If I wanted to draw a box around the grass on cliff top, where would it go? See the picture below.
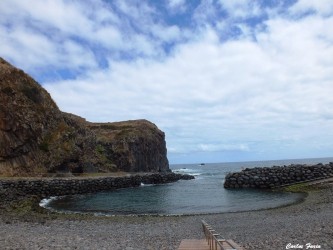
[88,120,159,141]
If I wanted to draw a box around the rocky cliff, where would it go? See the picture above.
[0,57,169,176]
[88,120,169,172]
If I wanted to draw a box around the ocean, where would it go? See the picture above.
[42,157,333,216]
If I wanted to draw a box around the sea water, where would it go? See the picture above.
[42,157,333,215]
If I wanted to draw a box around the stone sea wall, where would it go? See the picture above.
[0,173,194,200]
[224,163,333,189]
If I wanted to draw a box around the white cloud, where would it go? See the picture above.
[0,0,171,71]
[0,23,97,72]
[0,25,56,66]
[168,0,186,8]
[93,26,124,49]
[193,0,217,25]
[217,0,262,19]
[198,143,250,152]
[290,0,333,16]
[1,0,93,35]
[1,0,333,162]
[44,21,333,158]
[151,24,182,43]
[0,0,101,69]
[61,41,97,69]
[166,0,187,13]
[115,0,155,19]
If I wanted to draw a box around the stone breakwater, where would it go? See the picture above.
[224,163,333,189]
[0,173,194,201]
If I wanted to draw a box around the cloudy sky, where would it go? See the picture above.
[1,0,333,164]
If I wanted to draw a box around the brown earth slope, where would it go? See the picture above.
[0,57,169,176]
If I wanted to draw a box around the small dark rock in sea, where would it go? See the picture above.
[180,174,195,180]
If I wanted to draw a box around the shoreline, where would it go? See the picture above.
[1,178,332,249]
[0,172,194,202]
[38,190,307,218]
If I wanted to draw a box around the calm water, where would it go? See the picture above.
[41,157,333,215]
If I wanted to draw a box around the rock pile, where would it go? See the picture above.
[224,163,333,189]
[0,173,194,200]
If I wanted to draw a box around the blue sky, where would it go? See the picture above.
[1,0,333,164]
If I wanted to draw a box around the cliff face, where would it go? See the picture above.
[88,120,169,172]
[0,58,169,176]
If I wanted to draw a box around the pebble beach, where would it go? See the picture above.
[1,182,332,250]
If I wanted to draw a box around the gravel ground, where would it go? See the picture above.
[0,184,332,250]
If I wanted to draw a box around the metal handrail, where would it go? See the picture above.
[201,220,237,250]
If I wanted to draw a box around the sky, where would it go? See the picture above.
[1,0,333,164]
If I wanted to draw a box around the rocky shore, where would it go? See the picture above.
[0,172,194,201]
[1,178,332,250]
[224,162,333,189]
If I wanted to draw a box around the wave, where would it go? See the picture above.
[39,196,58,208]
[140,182,156,187]
[173,168,195,172]
[190,173,201,176]
[173,168,203,177]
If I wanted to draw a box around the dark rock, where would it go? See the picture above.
[224,163,333,189]
[0,173,194,200]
